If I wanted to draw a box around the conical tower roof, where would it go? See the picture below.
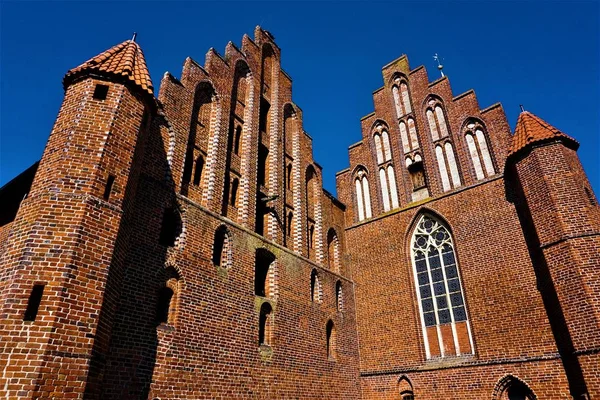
[63,39,154,96]
[509,111,578,157]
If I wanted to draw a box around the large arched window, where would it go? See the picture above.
[354,168,372,221]
[411,214,473,358]
[463,120,496,180]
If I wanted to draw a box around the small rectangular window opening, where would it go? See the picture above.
[93,84,109,100]
[103,175,115,200]
[24,284,45,321]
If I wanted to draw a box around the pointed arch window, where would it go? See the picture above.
[193,155,204,186]
[408,118,419,149]
[354,169,372,221]
[411,214,474,358]
[493,375,537,400]
[378,166,399,211]
[335,281,344,312]
[426,99,450,141]
[392,78,412,118]
[286,211,294,248]
[435,143,461,192]
[326,320,336,360]
[310,269,322,303]
[234,125,242,155]
[155,268,180,327]
[373,123,392,164]
[327,228,341,273]
[258,302,273,346]
[255,249,277,299]
[373,131,392,164]
[399,121,411,154]
[230,178,239,207]
[464,121,495,180]
[182,83,215,194]
[213,225,232,268]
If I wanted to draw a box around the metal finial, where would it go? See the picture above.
[131,32,138,42]
[433,53,445,78]
[520,105,525,112]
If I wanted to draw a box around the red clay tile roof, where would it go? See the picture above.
[509,111,578,157]
[64,39,154,96]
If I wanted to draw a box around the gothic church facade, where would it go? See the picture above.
[0,27,598,399]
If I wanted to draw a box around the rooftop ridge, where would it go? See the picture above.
[64,39,154,96]
[509,111,579,157]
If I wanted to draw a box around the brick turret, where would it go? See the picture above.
[509,111,600,398]
[0,38,154,398]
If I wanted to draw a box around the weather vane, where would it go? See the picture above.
[433,53,445,78]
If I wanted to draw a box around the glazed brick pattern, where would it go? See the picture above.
[0,26,599,400]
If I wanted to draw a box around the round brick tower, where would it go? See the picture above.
[0,38,155,399]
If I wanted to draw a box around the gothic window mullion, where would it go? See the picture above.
[424,244,445,357]
[438,244,460,354]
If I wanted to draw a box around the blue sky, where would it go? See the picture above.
[1,1,598,195]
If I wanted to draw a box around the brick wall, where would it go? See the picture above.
[0,27,598,400]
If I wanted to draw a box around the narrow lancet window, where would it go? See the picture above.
[445,142,461,188]
[311,269,322,303]
[466,133,484,180]
[382,131,392,162]
[408,118,419,150]
[374,134,384,164]
[427,109,439,141]
[435,106,449,138]
[23,284,45,321]
[336,281,344,312]
[327,228,340,273]
[379,168,391,212]
[464,121,495,180]
[355,169,372,221]
[400,82,412,114]
[213,225,232,268]
[393,85,403,118]
[435,146,451,192]
[387,165,399,209]
[258,302,273,346]
[400,121,410,154]
[326,320,336,359]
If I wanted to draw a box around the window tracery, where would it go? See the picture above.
[411,214,473,358]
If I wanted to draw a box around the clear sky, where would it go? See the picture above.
[1,1,598,196]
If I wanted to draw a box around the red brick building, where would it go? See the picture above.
[0,27,598,399]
